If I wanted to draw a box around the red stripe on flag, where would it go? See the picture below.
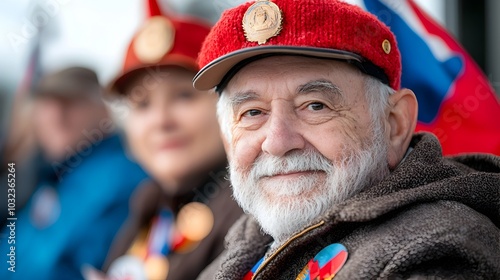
[408,0,500,155]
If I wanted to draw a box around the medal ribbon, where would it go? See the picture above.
[146,208,175,257]
[243,257,264,280]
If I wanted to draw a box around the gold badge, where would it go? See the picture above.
[134,16,175,63]
[382,39,391,54]
[144,255,169,280]
[242,0,283,44]
[176,202,214,242]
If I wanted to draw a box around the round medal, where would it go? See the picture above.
[176,202,214,242]
[126,228,149,259]
[144,254,169,280]
[108,255,147,280]
[296,243,348,280]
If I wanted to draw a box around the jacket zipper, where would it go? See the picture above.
[251,220,325,280]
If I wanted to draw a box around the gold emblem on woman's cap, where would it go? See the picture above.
[243,0,283,44]
[134,16,175,63]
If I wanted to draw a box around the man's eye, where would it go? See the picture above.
[308,102,325,111]
[243,109,262,117]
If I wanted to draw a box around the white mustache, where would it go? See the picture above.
[248,150,334,179]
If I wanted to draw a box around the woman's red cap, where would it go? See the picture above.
[108,0,211,94]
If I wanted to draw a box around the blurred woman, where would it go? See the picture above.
[84,2,243,280]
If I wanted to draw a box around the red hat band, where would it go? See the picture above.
[194,0,402,91]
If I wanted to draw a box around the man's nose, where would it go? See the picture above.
[261,112,305,157]
[46,100,67,124]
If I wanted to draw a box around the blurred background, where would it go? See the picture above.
[1,0,500,132]
[0,1,498,278]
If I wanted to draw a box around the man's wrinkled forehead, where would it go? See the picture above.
[224,55,363,95]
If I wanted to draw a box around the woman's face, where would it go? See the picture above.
[123,67,225,192]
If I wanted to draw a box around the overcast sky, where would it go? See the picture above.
[0,0,443,95]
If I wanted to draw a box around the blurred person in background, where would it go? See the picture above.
[0,92,39,226]
[82,1,243,280]
[0,66,149,280]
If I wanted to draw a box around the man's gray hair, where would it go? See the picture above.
[216,75,394,142]
[364,75,394,130]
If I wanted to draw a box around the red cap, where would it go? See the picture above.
[108,0,211,94]
[193,0,401,91]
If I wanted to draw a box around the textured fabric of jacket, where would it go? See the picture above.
[198,133,500,280]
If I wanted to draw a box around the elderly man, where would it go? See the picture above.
[192,0,500,279]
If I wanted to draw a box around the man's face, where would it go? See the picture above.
[33,94,107,161]
[223,56,391,242]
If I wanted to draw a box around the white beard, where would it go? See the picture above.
[229,122,390,244]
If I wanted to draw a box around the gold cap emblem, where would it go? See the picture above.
[242,0,283,44]
[134,16,175,63]
[382,39,391,54]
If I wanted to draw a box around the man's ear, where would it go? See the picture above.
[386,88,418,168]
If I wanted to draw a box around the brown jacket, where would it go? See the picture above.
[104,169,243,280]
[199,133,500,279]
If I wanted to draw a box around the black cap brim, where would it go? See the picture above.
[193,46,389,92]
